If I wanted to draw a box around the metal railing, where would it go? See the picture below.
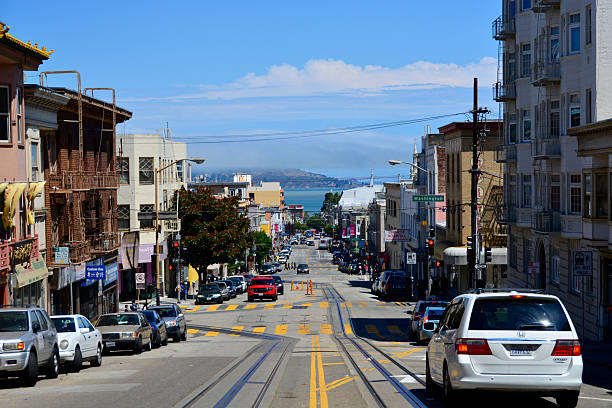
[532,61,561,85]
[496,144,517,163]
[91,232,120,253]
[532,138,561,159]
[493,81,516,101]
[48,171,118,191]
[532,0,560,12]
[496,205,517,224]
[492,16,516,40]
[533,211,561,233]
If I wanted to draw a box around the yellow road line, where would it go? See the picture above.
[187,328,199,334]
[282,303,292,309]
[264,303,275,309]
[345,302,352,308]
[324,376,355,391]
[392,347,425,358]
[310,336,317,408]
[185,305,202,313]
[206,305,220,312]
[253,326,266,334]
[298,324,310,335]
[320,324,332,334]
[205,330,219,337]
[319,302,329,308]
[229,326,243,337]
[316,336,329,408]
[323,362,344,366]
[301,303,312,307]
[344,324,353,335]
[358,302,368,308]
[275,324,288,335]
[225,305,238,311]
[244,304,257,310]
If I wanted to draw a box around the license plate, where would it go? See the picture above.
[258,293,263,296]
[106,342,115,347]
[510,349,532,356]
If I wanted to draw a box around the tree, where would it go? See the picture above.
[324,224,334,236]
[295,222,307,231]
[253,231,272,265]
[176,188,253,284]
[305,215,324,230]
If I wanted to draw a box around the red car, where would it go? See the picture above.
[247,277,278,302]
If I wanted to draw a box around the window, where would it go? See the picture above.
[584,174,592,218]
[35,311,48,331]
[117,157,129,184]
[118,205,130,230]
[522,109,531,141]
[139,157,154,185]
[569,174,582,214]
[16,87,22,143]
[569,93,581,128]
[569,13,581,54]
[586,6,592,45]
[0,86,8,142]
[140,204,154,229]
[551,175,560,211]
[521,43,531,78]
[595,173,608,218]
[468,298,570,331]
[509,174,517,206]
[586,89,592,124]
[551,255,560,284]
[550,100,560,137]
[31,141,39,181]
[176,160,184,182]
[522,174,532,207]
[522,0,531,11]
[550,26,560,62]
[507,52,516,82]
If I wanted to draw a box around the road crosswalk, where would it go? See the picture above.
[180,301,409,313]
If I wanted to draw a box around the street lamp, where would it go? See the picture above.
[154,157,205,305]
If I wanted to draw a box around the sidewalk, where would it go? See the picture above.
[119,296,194,312]
[582,343,612,370]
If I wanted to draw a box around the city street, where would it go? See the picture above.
[1,244,611,408]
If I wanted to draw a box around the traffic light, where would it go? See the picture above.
[435,259,442,268]
[427,239,435,256]
[466,235,475,266]
[428,226,435,239]
[485,246,492,263]
[248,255,254,262]
[173,241,179,248]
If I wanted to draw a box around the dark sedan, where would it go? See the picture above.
[141,310,168,348]
[219,280,237,298]
[271,275,284,295]
[297,264,310,274]
[196,284,224,304]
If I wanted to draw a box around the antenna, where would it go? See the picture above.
[370,169,374,187]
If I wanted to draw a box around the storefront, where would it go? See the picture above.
[102,262,118,314]
[13,257,50,308]
[118,241,166,301]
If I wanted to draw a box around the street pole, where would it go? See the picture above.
[155,168,160,306]
[177,234,182,302]
[470,78,478,289]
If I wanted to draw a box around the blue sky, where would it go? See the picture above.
[4,0,501,179]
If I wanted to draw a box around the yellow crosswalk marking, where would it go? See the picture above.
[275,324,288,335]
[205,330,219,337]
[319,302,329,308]
[392,347,425,358]
[301,303,312,307]
[179,305,188,309]
[298,324,310,334]
[187,328,199,334]
[185,305,202,313]
[264,303,275,309]
[253,326,266,334]
[245,304,257,310]
[345,302,352,308]
[206,305,220,312]
[225,305,238,311]
[229,326,243,336]
[344,324,353,335]
[282,303,292,309]
[320,324,332,334]
[358,302,368,308]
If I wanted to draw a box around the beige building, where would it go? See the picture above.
[248,181,284,208]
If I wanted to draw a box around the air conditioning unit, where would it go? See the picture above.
[103,240,110,251]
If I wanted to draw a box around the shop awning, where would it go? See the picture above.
[15,257,50,288]
[443,247,507,266]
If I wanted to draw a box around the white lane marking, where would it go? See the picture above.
[391,375,417,383]
[579,396,612,402]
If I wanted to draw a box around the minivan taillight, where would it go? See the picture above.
[455,338,492,355]
[551,340,581,356]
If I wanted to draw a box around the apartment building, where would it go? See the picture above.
[493,0,611,341]
[116,133,187,301]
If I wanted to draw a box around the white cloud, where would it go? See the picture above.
[122,57,497,102]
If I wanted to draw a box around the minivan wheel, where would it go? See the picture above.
[46,348,59,379]
[443,364,455,402]
[556,391,579,408]
[21,351,38,387]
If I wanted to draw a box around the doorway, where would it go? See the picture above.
[537,243,547,290]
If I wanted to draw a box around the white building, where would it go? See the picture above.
[116,133,187,300]
[494,0,612,341]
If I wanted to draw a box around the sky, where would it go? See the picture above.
[3,1,501,180]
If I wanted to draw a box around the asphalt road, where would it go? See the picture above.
[1,243,611,407]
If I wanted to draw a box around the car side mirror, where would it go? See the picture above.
[406,310,413,315]
[79,327,89,334]
[178,313,184,318]
[32,322,41,333]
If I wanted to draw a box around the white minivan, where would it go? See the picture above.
[426,289,582,408]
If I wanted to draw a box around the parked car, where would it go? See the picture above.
[272,262,281,273]
[297,263,310,274]
[278,256,288,265]
[141,310,168,348]
[216,281,231,301]
[145,304,187,342]
[242,274,255,286]
[416,306,446,345]
[96,312,153,354]
[409,300,449,339]
[260,264,274,275]
[426,290,583,407]
[380,275,412,300]
[271,275,284,295]
[0,307,60,386]
[228,277,246,294]
[220,279,237,298]
[51,314,102,371]
[196,284,224,304]
[371,277,381,295]
[338,261,348,273]
[247,276,278,301]
[307,240,315,246]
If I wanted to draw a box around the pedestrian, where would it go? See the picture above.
[130,299,138,311]
[123,304,129,312]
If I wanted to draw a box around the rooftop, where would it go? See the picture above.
[0,23,53,60]
[338,185,384,208]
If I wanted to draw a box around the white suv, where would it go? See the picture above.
[425,289,582,408]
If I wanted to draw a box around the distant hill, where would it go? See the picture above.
[197,169,365,189]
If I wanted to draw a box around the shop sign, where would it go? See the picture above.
[12,238,35,266]
[342,228,348,238]
[384,230,409,242]
[86,265,106,280]
[120,231,140,269]
[572,251,593,276]
[54,246,70,265]
[74,263,86,281]
[103,262,118,286]
[350,224,356,236]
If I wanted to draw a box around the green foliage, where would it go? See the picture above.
[295,222,307,231]
[324,224,334,236]
[305,215,324,230]
[176,188,253,282]
[253,231,272,264]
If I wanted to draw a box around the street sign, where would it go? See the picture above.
[412,195,444,202]
[54,247,70,265]
[527,261,540,275]
[136,282,146,290]
[135,272,145,284]
[85,265,106,280]
[384,230,409,242]
[406,252,416,265]
[573,251,593,276]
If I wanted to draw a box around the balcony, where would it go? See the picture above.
[496,144,517,163]
[493,82,516,102]
[91,232,120,254]
[492,16,516,40]
[48,171,118,192]
[165,219,181,232]
[0,235,40,273]
[532,62,561,86]
[496,205,516,225]
[532,138,561,160]
[533,211,561,233]
[532,0,560,13]
[560,215,582,239]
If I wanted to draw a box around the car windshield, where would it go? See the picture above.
[97,314,140,326]
[425,308,445,320]
[468,298,571,331]
[252,278,274,285]
[272,276,282,283]
[221,281,234,288]
[0,311,29,332]
[51,317,76,332]
[217,282,227,290]
[149,307,177,318]
[200,284,220,293]
[141,311,158,323]
[418,301,447,314]
[298,264,308,268]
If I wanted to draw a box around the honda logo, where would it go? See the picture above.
[517,331,525,338]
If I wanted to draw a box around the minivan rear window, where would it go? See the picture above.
[468,298,571,331]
